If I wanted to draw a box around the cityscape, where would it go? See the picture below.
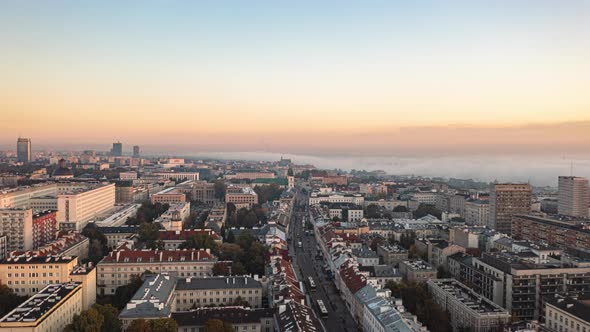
[2,1,590,332]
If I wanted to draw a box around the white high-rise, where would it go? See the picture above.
[558,176,589,217]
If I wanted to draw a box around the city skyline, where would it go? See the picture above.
[2,1,590,152]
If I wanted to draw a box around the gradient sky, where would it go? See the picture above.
[1,1,589,153]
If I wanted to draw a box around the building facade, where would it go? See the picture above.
[558,176,590,217]
[490,184,532,234]
[0,208,33,251]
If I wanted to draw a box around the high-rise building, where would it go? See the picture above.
[489,183,532,234]
[558,176,589,217]
[132,145,140,157]
[111,142,123,156]
[16,137,31,163]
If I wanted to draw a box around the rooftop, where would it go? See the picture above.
[172,307,274,327]
[0,282,82,324]
[119,273,176,319]
[176,276,262,290]
[429,279,511,316]
[545,293,590,322]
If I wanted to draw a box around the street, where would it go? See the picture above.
[288,187,357,331]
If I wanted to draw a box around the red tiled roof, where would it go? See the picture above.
[340,264,367,294]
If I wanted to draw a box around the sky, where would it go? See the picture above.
[1,1,590,156]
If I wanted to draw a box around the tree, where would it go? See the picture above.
[126,319,151,332]
[93,304,122,332]
[151,318,178,332]
[82,223,108,264]
[226,230,236,243]
[253,183,283,204]
[332,216,340,222]
[413,203,442,219]
[179,233,218,253]
[212,262,229,276]
[370,237,383,252]
[0,285,27,318]
[205,319,234,332]
[138,222,160,249]
[214,180,226,200]
[366,204,380,218]
[113,274,143,309]
[64,307,104,332]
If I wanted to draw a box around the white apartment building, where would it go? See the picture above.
[57,183,116,231]
[0,184,58,209]
[308,193,365,206]
[464,200,490,226]
[0,208,33,251]
[411,192,438,205]
[545,294,590,332]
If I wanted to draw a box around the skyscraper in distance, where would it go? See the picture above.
[489,183,532,234]
[558,176,589,217]
[133,145,140,157]
[111,142,123,156]
[16,137,31,163]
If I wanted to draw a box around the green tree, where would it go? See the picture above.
[82,223,108,265]
[151,318,178,332]
[179,233,218,253]
[64,307,104,332]
[113,274,143,309]
[126,319,151,332]
[226,230,236,243]
[212,262,229,276]
[93,304,122,332]
[0,285,27,318]
[413,203,442,219]
[205,319,234,332]
[138,222,160,249]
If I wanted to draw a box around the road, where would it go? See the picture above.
[288,187,358,331]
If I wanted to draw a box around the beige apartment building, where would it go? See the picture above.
[558,176,590,217]
[399,260,437,283]
[0,208,33,251]
[225,187,258,209]
[96,248,217,295]
[544,294,590,332]
[57,183,116,231]
[490,183,532,234]
[0,282,83,332]
[0,255,96,303]
[174,276,263,310]
[150,187,186,205]
[193,181,216,205]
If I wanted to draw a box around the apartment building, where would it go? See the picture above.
[0,255,96,299]
[96,248,217,294]
[57,183,116,231]
[0,208,33,251]
[411,192,438,205]
[0,183,58,209]
[156,202,190,231]
[225,187,258,209]
[511,214,590,251]
[558,176,590,217]
[376,244,408,266]
[544,294,590,332]
[98,225,138,249]
[32,210,57,249]
[29,196,58,212]
[152,172,199,181]
[172,307,275,332]
[175,276,263,310]
[225,171,275,180]
[0,282,83,332]
[118,273,177,328]
[192,181,216,205]
[150,187,186,205]
[399,260,437,283]
[465,200,490,226]
[453,251,590,322]
[490,183,532,234]
[428,279,511,332]
[308,192,365,206]
[158,229,222,250]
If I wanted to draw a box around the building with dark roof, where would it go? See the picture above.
[0,282,83,332]
[545,293,590,332]
[175,276,263,310]
[172,307,274,332]
[275,301,322,332]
